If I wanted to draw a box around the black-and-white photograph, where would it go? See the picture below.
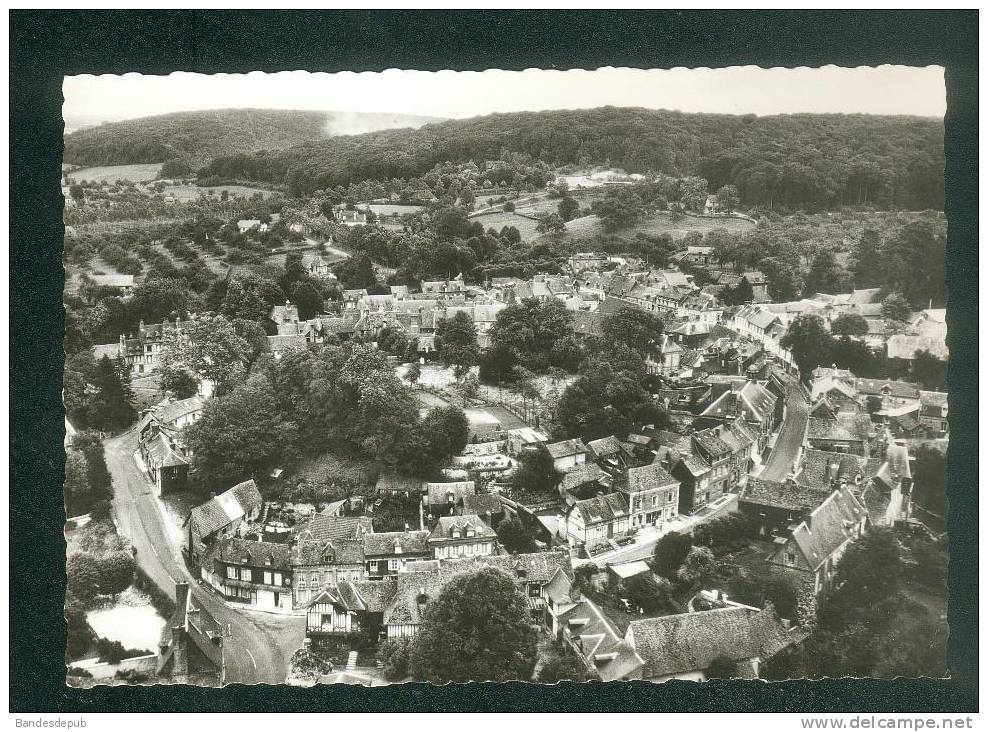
[59,63,949,689]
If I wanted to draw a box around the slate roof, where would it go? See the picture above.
[787,487,868,571]
[560,599,644,682]
[628,606,794,679]
[741,479,830,513]
[429,514,496,541]
[205,537,292,571]
[292,515,374,543]
[677,454,712,478]
[691,428,733,459]
[267,334,307,351]
[807,418,861,443]
[545,438,588,460]
[572,492,629,525]
[452,550,572,585]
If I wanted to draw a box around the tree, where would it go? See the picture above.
[910,349,947,390]
[435,311,480,369]
[88,356,136,431]
[98,551,137,595]
[64,450,92,515]
[537,640,590,683]
[221,272,286,322]
[881,292,912,324]
[780,314,835,382]
[377,326,409,359]
[804,250,842,296]
[653,531,693,580]
[377,637,413,681]
[184,374,299,488]
[535,213,565,234]
[497,515,538,554]
[600,307,665,355]
[164,314,254,389]
[715,184,739,213]
[557,196,580,222]
[679,176,709,212]
[160,366,199,399]
[290,280,325,321]
[591,188,645,231]
[623,573,677,615]
[69,184,85,202]
[851,229,884,288]
[408,567,539,683]
[830,313,869,337]
[66,553,102,601]
[720,276,754,306]
[911,445,947,520]
[405,361,422,387]
[677,545,716,586]
[487,299,574,376]
[503,200,515,213]
[510,448,562,497]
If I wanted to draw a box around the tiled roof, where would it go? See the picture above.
[451,550,572,585]
[741,479,829,513]
[461,493,504,517]
[677,454,711,478]
[545,438,588,460]
[188,479,262,543]
[807,418,860,442]
[292,515,374,543]
[701,381,777,425]
[855,378,922,400]
[292,538,365,566]
[624,463,678,494]
[797,449,882,491]
[691,428,733,459]
[152,395,205,425]
[628,606,794,679]
[561,463,609,493]
[587,435,623,458]
[362,530,431,558]
[424,481,476,506]
[573,492,629,525]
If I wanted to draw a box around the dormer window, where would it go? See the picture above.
[451,528,461,539]
[466,526,476,538]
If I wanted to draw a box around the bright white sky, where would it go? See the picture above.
[63,65,946,131]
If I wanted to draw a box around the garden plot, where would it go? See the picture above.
[85,587,166,652]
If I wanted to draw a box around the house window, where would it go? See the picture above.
[389,559,401,571]
[298,576,307,590]
[264,571,273,585]
[273,572,282,585]
[226,566,236,579]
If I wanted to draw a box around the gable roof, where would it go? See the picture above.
[741,478,830,513]
[429,514,496,541]
[461,492,505,517]
[701,381,777,425]
[628,606,794,679]
[623,463,678,494]
[151,395,205,425]
[572,492,629,526]
[586,435,623,459]
[424,481,476,506]
[292,514,374,543]
[187,479,262,542]
[797,449,883,491]
[560,598,644,682]
[292,537,365,567]
[362,530,431,558]
[545,438,588,460]
[204,537,292,571]
[855,378,922,400]
[560,463,610,493]
[786,487,868,571]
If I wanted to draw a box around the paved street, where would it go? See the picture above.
[759,375,810,482]
[105,428,304,684]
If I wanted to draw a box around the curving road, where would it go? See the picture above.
[105,427,304,684]
[759,374,810,482]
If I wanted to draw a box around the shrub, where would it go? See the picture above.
[96,638,151,664]
[97,551,137,595]
[377,638,412,681]
[653,531,693,580]
[66,666,93,679]
[133,566,177,617]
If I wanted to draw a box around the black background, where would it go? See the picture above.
[9,10,978,713]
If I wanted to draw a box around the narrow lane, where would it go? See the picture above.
[759,376,810,482]
[104,428,303,684]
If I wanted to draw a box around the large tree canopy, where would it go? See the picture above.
[408,567,539,683]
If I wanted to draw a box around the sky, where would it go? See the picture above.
[63,65,946,132]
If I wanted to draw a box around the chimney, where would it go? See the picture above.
[171,625,189,676]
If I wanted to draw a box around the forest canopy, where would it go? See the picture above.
[65,106,947,211]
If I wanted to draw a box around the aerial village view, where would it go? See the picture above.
[61,68,949,687]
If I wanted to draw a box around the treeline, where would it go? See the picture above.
[63,109,333,168]
[196,107,944,211]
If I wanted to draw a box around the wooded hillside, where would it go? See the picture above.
[201,107,944,211]
[62,108,439,169]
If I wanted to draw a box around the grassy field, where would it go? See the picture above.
[68,163,163,184]
[470,210,542,242]
[165,183,277,202]
[547,210,757,243]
